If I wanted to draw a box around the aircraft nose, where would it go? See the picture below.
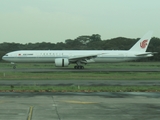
[2,56,7,61]
[2,56,5,60]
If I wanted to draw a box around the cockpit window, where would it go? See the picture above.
[5,54,8,56]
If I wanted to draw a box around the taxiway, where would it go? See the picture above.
[0,92,160,120]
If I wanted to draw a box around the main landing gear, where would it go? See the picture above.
[74,61,86,69]
[74,65,84,69]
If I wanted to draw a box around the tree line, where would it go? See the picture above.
[0,34,160,61]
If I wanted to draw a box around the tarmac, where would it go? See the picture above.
[1,67,160,72]
[0,92,160,120]
[0,80,160,86]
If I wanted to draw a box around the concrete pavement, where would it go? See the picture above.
[0,92,160,120]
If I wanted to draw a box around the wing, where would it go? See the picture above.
[69,53,105,63]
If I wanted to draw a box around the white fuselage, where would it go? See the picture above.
[2,50,148,63]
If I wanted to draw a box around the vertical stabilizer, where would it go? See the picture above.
[129,31,153,52]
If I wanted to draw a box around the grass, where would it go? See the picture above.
[0,86,160,92]
[0,72,160,80]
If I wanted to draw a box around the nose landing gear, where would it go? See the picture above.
[13,65,16,69]
[11,62,16,69]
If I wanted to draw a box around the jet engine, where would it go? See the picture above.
[55,58,69,67]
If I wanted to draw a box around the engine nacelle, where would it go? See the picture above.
[55,58,69,67]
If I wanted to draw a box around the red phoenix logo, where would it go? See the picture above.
[140,40,148,49]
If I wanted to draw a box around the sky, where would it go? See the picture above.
[0,0,160,44]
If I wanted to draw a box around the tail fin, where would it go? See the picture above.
[129,31,153,52]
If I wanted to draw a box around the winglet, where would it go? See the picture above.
[129,31,153,52]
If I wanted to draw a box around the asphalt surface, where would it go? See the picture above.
[0,92,160,120]
[0,80,160,86]
[1,68,160,72]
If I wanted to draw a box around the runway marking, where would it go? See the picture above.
[61,100,98,104]
[0,100,8,104]
[27,106,33,120]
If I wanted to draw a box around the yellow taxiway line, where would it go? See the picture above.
[28,106,33,120]
[61,100,98,104]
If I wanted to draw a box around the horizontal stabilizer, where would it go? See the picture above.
[136,52,158,56]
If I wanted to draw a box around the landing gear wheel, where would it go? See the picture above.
[74,65,84,69]
[80,66,84,69]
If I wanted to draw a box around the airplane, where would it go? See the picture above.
[2,31,156,69]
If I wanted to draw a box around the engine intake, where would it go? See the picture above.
[55,58,69,67]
